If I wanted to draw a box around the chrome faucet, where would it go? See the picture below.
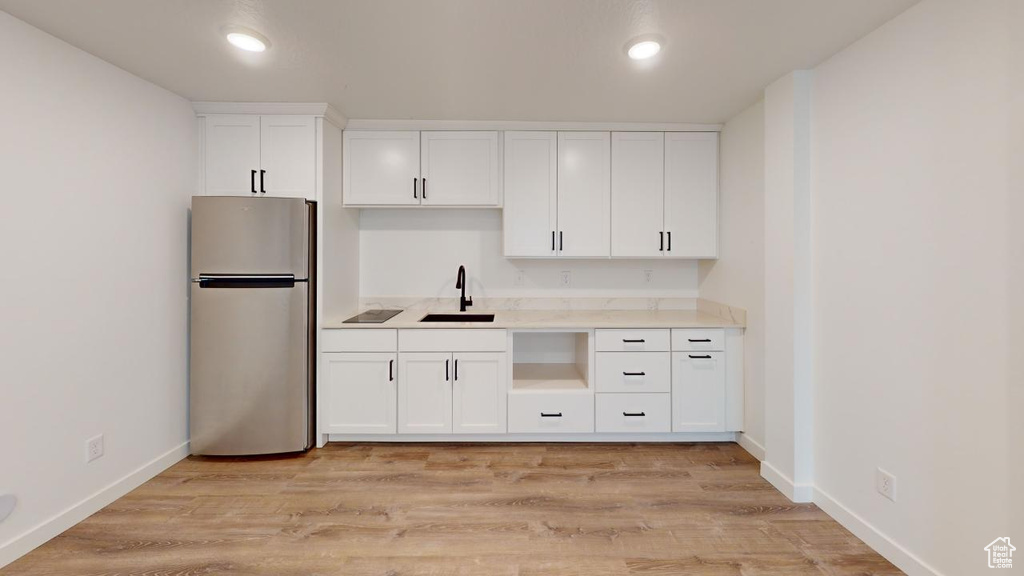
[456,265,473,312]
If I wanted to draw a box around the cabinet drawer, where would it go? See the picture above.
[508,392,594,433]
[596,393,671,433]
[322,329,397,352]
[671,329,724,351]
[399,329,507,352]
[595,329,670,352]
[595,352,670,393]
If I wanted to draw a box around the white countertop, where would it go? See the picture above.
[323,307,744,329]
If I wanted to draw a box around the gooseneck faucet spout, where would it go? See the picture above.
[456,265,473,312]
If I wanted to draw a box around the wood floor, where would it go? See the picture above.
[2,443,901,575]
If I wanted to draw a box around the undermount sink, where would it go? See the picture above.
[419,313,495,323]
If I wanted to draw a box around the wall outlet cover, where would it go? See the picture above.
[876,468,896,502]
[87,434,104,463]
[0,494,15,523]
[643,269,654,284]
[559,270,572,288]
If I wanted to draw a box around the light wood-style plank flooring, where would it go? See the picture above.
[2,443,901,575]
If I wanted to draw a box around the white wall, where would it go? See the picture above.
[359,209,699,298]
[0,11,196,567]
[699,100,766,456]
[809,0,1011,574]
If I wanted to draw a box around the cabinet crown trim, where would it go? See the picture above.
[345,119,721,132]
[192,102,346,128]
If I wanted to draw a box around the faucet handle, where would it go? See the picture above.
[465,296,473,308]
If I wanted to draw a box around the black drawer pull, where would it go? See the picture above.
[688,338,712,343]
[422,178,427,199]
[446,359,449,381]
[413,177,418,199]
[623,412,646,417]
[622,339,645,343]
[551,231,555,251]
[389,359,394,381]
[540,412,562,418]
[623,371,646,376]
[659,231,664,251]
[689,355,712,359]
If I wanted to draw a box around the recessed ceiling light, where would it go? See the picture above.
[223,26,270,52]
[625,35,663,60]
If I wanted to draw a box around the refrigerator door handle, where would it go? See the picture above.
[196,274,297,288]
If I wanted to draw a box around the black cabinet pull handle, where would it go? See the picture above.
[689,354,712,359]
[422,178,427,199]
[559,231,563,251]
[540,412,562,418]
[413,177,418,199]
[688,338,712,343]
[259,169,266,194]
[623,412,646,417]
[623,371,646,376]
[551,231,555,251]
[454,359,459,381]
[659,231,664,251]
[389,359,394,381]
[622,338,645,343]
[251,170,257,194]
[667,231,671,251]
[446,359,449,381]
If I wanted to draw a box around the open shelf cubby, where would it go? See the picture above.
[511,331,591,391]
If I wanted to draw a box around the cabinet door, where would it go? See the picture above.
[665,132,719,258]
[323,353,396,434]
[671,351,726,432]
[452,353,507,434]
[420,131,499,206]
[557,132,610,257]
[343,130,420,206]
[503,131,557,257]
[259,115,316,199]
[398,353,452,434]
[611,132,665,257]
[204,115,261,196]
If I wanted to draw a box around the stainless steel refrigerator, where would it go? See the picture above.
[189,196,316,456]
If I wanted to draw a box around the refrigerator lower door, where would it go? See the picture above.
[190,281,311,455]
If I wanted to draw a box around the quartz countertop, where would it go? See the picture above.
[323,307,744,329]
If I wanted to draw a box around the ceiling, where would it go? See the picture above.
[0,0,919,123]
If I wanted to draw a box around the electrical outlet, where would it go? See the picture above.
[643,269,654,284]
[876,468,896,501]
[559,270,572,288]
[86,434,104,463]
[514,270,526,287]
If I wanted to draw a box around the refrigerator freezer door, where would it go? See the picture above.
[190,282,310,455]
[191,196,309,279]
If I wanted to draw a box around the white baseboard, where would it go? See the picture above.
[0,441,190,569]
[813,487,943,576]
[327,432,738,443]
[736,433,765,460]
[760,460,813,502]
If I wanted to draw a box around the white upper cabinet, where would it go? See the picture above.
[502,131,558,257]
[665,132,719,258]
[343,130,499,207]
[420,131,500,206]
[342,131,420,206]
[557,132,610,257]
[202,114,316,200]
[203,115,261,197]
[611,132,665,258]
[259,116,316,199]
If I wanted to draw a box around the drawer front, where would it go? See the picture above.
[671,329,724,351]
[596,393,671,433]
[508,393,594,433]
[322,329,397,352]
[595,352,670,393]
[399,329,507,352]
[595,329,670,352]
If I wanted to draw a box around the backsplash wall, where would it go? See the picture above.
[359,209,699,298]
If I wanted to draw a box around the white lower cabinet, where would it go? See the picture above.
[323,352,397,434]
[671,351,726,432]
[452,353,507,434]
[596,393,671,433]
[595,352,671,393]
[508,392,594,433]
[398,353,453,434]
